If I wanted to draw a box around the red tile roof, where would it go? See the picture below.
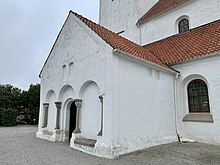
[144,19,220,65]
[137,0,190,25]
[40,11,220,77]
[70,11,168,68]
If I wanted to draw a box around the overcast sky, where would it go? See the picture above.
[0,0,99,90]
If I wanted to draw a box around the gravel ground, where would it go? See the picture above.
[0,126,220,165]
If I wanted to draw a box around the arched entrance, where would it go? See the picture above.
[68,101,77,142]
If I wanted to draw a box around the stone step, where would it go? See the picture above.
[74,138,97,148]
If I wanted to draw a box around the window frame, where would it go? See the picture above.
[178,19,189,33]
[187,79,210,113]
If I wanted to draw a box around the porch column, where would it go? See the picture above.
[97,96,103,136]
[73,99,82,134]
[42,103,49,128]
[55,102,62,130]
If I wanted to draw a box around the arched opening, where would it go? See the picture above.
[79,81,100,140]
[68,101,77,142]
[187,79,210,113]
[45,90,56,131]
[59,85,75,101]
[178,19,189,33]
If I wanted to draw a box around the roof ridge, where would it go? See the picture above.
[137,1,161,25]
[144,18,220,65]
[70,10,143,48]
[137,0,191,25]
[70,10,169,68]
[143,18,220,47]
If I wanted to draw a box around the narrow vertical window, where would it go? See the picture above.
[155,70,160,79]
[187,79,210,113]
[63,65,66,80]
[69,62,73,77]
[147,68,153,77]
[178,19,189,33]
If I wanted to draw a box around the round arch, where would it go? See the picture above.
[45,89,55,102]
[78,80,100,98]
[182,74,209,89]
[78,80,101,140]
[58,85,76,101]
[44,89,56,131]
[175,15,190,33]
[61,98,77,142]
[182,74,211,113]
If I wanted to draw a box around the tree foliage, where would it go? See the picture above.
[1,108,18,126]
[0,84,40,126]
[0,84,22,110]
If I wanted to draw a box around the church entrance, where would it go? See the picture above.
[69,101,77,141]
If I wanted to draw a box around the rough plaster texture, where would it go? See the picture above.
[37,0,220,159]
[173,55,220,145]
[99,0,159,43]
[37,11,178,158]
[140,0,220,44]
[80,82,100,139]
[37,12,115,155]
[100,0,220,45]
[112,54,177,155]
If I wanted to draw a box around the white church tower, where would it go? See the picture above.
[99,0,159,43]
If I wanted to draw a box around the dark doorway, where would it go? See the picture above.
[69,101,77,141]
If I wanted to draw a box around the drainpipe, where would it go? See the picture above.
[173,72,181,142]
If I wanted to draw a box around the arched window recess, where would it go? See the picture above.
[187,79,210,113]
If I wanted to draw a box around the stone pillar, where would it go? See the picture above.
[73,99,82,134]
[42,103,49,128]
[98,96,104,136]
[55,102,62,130]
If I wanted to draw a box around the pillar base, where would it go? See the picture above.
[73,128,81,134]
[97,130,103,136]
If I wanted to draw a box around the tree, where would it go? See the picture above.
[0,83,40,126]
[1,108,18,126]
[0,84,22,110]
[26,84,40,124]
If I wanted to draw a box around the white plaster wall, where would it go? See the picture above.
[37,12,115,145]
[99,0,158,44]
[43,90,56,132]
[140,0,220,44]
[173,54,220,144]
[80,82,101,140]
[111,54,177,155]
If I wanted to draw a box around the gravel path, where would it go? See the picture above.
[0,126,220,165]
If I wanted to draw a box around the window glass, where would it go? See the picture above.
[187,79,210,113]
[179,19,189,33]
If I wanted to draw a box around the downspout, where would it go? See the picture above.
[173,72,181,142]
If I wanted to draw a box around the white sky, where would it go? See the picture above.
[0,0,99,90]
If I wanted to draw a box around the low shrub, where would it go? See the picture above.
[1,108,18,126]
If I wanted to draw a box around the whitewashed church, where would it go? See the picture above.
[37,0,220,159]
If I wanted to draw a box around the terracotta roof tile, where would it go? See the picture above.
[70,11,168,68]
[137,0,190,25]
[144,20,220,65]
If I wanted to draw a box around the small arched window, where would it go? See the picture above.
[178,19,189,33]
[187,79,210,113]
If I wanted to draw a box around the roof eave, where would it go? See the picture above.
[137,0,193,26]
[169,51,220,66]
[113,49,178,74]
